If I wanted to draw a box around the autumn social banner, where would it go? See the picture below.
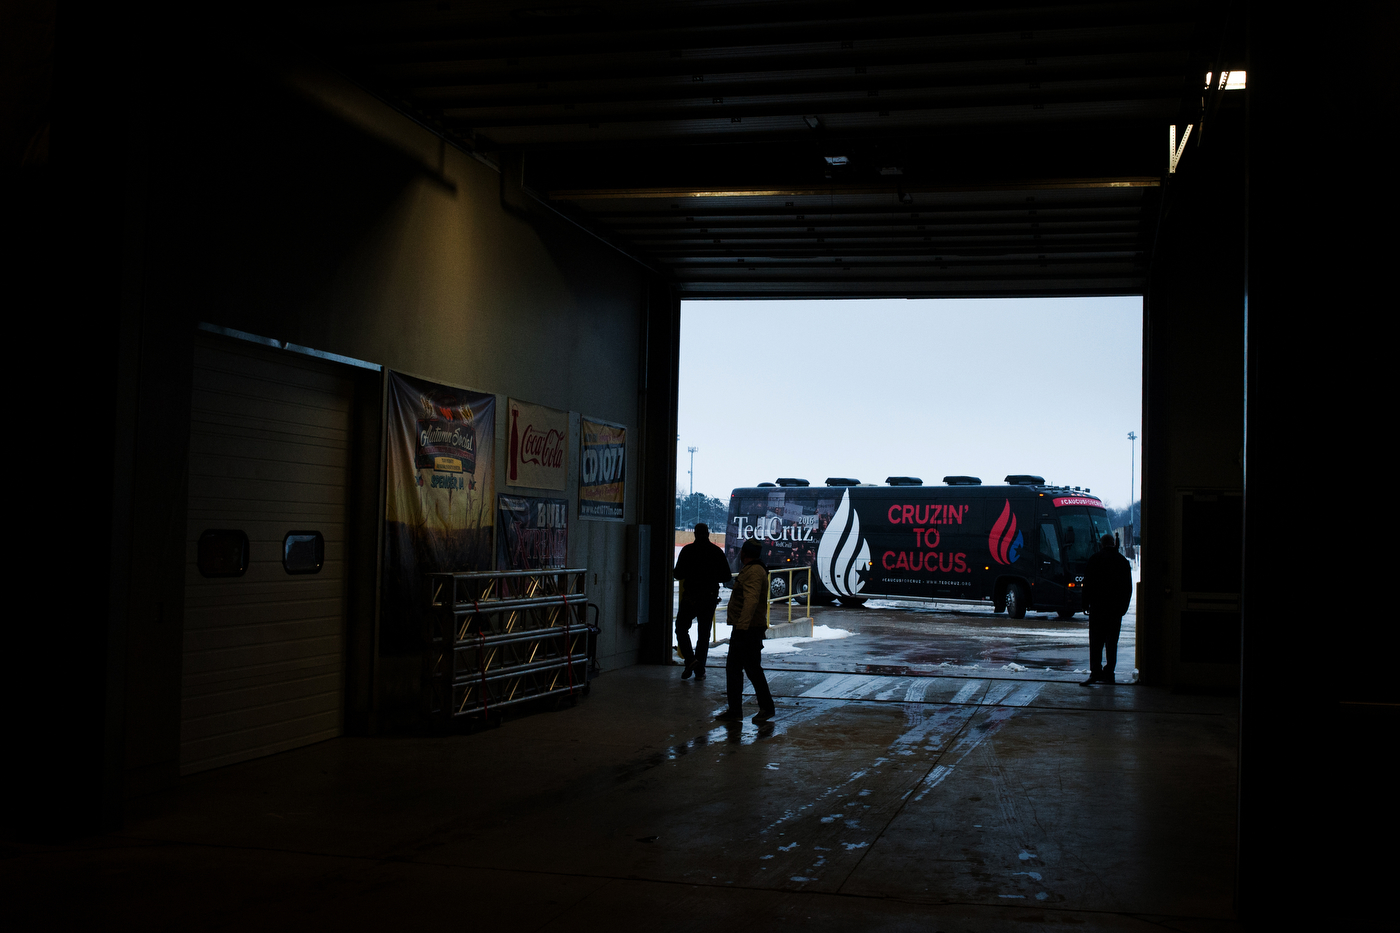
[507,398,568,490]
[382,371,495,651]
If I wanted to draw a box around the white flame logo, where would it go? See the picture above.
[817,491,870,597]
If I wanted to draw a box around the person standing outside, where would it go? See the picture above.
[1082,533,1134,685]
[673,523,732,680]
[718,540,776,723]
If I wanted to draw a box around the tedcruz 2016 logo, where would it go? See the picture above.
[732,515,815,542]
[989,500,1024,565]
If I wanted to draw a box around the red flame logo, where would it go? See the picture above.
[989,500,1019,565]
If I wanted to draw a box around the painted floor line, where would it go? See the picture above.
[910,682,1045,803]
[892,703,979,748]
[797,673,886,700]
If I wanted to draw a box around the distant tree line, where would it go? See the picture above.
[1106,500,1142,541]
[675,490,729,530]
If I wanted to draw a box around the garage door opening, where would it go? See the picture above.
[674,297,1142,683]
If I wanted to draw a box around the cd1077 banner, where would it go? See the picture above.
[579,417,625,521]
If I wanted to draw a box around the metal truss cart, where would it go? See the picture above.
[426,568,595,722]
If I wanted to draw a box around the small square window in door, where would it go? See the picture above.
[282,531,324,575]
[198,529,249,578]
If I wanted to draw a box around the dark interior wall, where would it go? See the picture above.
[9,14,670,834]
[1139,103,1247,689]
[8,0,132,838]
[638,282,682,663]
[135,56,659,751]
[1240,4,1396,925]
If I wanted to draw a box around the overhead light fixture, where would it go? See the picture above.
[802,115,823,129]
[824,155,849,166]
[1205,70,1247,90]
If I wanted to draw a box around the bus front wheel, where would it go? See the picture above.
[1004,583,1027,619]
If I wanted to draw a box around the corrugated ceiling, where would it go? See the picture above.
[298,0,1239,297]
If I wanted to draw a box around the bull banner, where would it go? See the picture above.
[579,417,626,521]
[383,371,495,650]
[496,495,568,570]
[507,398,567,490]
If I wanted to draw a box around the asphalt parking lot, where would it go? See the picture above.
[678,582,1138,684]
[768,601,1135,683]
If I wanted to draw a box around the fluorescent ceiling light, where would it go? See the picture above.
[1205,70,1247,90]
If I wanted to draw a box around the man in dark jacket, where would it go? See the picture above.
[1082,534,1134,686]
[673,523,733,680]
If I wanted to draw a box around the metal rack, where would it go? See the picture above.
[425,568,593,720]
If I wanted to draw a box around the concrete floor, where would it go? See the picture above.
[7,660,1239,932]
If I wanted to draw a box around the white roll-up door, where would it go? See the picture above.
[181,336,357,775]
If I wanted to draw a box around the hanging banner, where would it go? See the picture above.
[382,371,495,650]
[496,495,568,571]
[507,398,568,490]
[579,417,626,521]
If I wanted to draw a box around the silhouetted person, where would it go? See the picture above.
[673,523,732,680]
[718,539,776,724]
[1082,533,1134,685]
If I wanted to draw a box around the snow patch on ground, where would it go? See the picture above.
[696,622,854,657]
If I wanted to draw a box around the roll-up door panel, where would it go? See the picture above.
[181,338,355,775]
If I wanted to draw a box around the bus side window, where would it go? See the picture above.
[738,498,765,520]
[1039,523,1062,566]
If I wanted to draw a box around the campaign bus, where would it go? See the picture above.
[722,475,1117,619]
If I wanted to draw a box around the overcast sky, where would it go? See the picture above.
[676,297,1142,511]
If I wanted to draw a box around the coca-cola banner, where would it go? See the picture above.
[496,495,568,571]
[382,371,495,650]
[579,417,626,521]
[507,398,568,490]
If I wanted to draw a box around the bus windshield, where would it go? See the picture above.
[1088,509,1115,546]
[1060,511,1095,564]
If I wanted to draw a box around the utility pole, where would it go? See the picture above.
[1127,431,1137,539]
[686,446,698,528]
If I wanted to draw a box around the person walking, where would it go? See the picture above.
[717,539,776,723]
[1081,533,1134,685]
[672,523,733,680]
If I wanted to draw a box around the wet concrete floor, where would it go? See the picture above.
[7,659,1238,931]
[693,592,1136,684]
[758,601,1134,683]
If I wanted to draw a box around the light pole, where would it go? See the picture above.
[687,446,698,528]
[1127,431,1137,540]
